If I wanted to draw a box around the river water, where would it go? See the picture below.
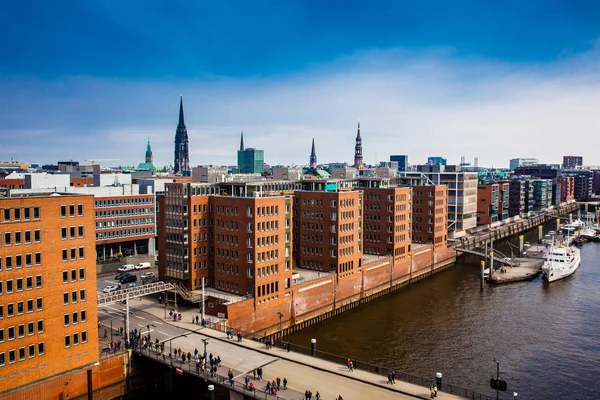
[286,226,600,400]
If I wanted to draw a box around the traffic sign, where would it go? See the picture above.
[175,367,183,375]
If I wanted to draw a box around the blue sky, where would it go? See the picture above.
[1,1,600,168]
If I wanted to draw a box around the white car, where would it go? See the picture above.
[117,264,135,272]
[103,285,121,293]
[141,272,155,279]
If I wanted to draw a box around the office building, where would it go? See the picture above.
[508,179,527,217]
[390,155,408,172]
[563,155,583,170]
[0,193,98,391]
[555,176,575,203]
[563,170,593,201]
[531,179,552,211]
[411,186,448,246]
[237,132,265,175]
[514,165,558,179]
[477,183,500,225]
[427,157,447,166]
[509,158,539,171]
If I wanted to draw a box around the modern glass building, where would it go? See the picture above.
[237,148,265,174]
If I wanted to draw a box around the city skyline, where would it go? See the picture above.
[2,2,600,167]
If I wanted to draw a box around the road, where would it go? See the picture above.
[97,266,159,293]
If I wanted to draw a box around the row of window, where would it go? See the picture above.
[62,226,85,240]
[63,290,87,304]
[95,198,153,208]
[0,298,43,318]
[96,227,154,240]
[0,276,43,295]
[0,320,45,342]
[64,310,88,326]
[63,268,86,283]
[0,230,41,247]
[61,204,84,218]
[1,207,41,223]
[0,253,43,270]
[62,247,85,262]
[96,218,153,229]
[95,208,153,218]
[0,342,45,367]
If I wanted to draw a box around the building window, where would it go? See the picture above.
[18,324,24,338]
[25,254,32,267]
[8,327,14,340]
[37,320,44,333]
[28,344,35,358]
[36,298,43,311]
[81,310,87,322]
[25,231,31,243]
[70,226,76,239]
[15,255,22,268]
[73,332,79,345]
[36,275,42,288]
[38,342,45,355]
[27,322,34,335]
[17,302,24,315]
[65,335,71,348]
[7,280,12,294]
[19,347,26,361]
[70,248,76,260]
[62,227,67,239]
[34,230,41,242]
[77,204,83,216]
[9,350,15,364]
[64,314,70,326]
[82,331,87,343]
[16,278,23,292]
[33,207,40,220]
[0,305,3,319]
[27,299,33,312]
[62,249,68,262]
[80,289,86,302]
[78,226,84,237]
[72,311,78,324]
[63,271,68,283]
[79,247,84,259]
[71,291,77,303]
[0,352,4,366]
[71,269,77,282]
[35,253,41,265]
[63,293,69,304]
[14,208,21,220]
[69,204,75,217]
[0,329,3,342]
[61,205,67,217]
[7,303,14,317]
[4,232,11,246]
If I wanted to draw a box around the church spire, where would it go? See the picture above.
[310,138,317,168]
[178,95,185,127]
[353,120,364,170]
[240,130,245,151]
[145,137,153,163]
[174,96,190,175]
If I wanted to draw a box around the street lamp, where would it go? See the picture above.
[513,392,518,400]
[494,358,500,400]
[277,312,283,349]
[201,338,209,358]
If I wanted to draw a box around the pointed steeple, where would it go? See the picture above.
[240,130,245,151]
[178,95,185,127]
[310,138,317,168]
[353,120,364,170]
[145,137,153,163]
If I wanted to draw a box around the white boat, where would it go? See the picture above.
[580,228,596,239]
[541,244,581,283]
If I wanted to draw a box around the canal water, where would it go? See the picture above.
[287,226,600,400]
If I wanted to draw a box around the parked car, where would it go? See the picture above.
[141,272,155,280]
[115,272,133,280]
[117,264,135,272]
[120,275,137,284]
[134,262,152,270]
[103,285,121,293]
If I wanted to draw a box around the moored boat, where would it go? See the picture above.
[541,244,581,283]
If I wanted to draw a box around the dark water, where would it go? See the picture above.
[287,227,600,400]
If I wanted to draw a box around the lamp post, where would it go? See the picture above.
[277,312,283,349]
[513,392,518,400]
[201,338,209,358]
[495,358,500,400]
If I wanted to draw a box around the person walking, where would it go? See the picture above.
[349,361,354,372]
[430,386,435,399]
[315,391,321,400]
[283,377,287,390]
[265,381,271,393]
[276,377,281,390]
[257,367,263,381]
[253,368,256,380]
[391,371,396,384]
[434,384,438,397]
[387,372,393,384]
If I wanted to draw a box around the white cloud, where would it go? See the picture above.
[1,46,600,169]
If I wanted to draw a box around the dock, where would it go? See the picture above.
[487,257,544,284]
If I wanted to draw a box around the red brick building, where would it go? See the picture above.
[0,193,98,392]
[556,176,575,203]
[412,185,448,246]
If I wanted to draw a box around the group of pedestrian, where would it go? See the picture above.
[429,384,438,398]
[303,390,323,399]
[265,337,275,349]
[253,367,263,381]
[168,310,182,322]
[191,315,207,326]
[387,371,396,384]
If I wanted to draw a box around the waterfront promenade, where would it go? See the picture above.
[100,297,468,399]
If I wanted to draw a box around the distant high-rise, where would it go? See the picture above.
[390,155,408,172]
[309,138,317,168]
[509,158,538,171]
[353,121,364,170]
[428,156,447,166]
[237,132,265,174]
[174,96,190,175]
[563,155,583,170]
[145,137,153,163]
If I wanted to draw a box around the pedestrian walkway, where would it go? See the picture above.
[126,297,467,399]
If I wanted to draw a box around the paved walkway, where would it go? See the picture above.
[125,297,466,399]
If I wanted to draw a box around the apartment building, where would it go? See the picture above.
[362,187,412,259]
[411,185,447,247]
[0,193,98,392]
[293,191,362,277]
[508,180,527,217]
[477,183,500,225]
[563,155,583,170]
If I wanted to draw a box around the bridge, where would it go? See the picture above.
[454,248,515,266]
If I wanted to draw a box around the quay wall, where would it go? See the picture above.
[1,351,128,400]
[225,244,456,337]
[457,202,580,251]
